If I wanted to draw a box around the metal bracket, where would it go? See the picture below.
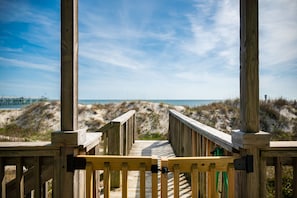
[161,167,169,174]
[151,165,158,173]
[67,155,86,172]
[234,155,253,173]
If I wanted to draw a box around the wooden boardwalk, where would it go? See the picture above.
[109,140,192,197]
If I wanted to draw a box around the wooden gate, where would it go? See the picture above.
[75,155,235,198]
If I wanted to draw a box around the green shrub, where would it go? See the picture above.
[138,132,167,140]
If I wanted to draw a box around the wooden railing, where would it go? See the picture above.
[100,110,136,156]
[168,109,297,198]
[0,142,58,197]
[0,132,101,198]
[168,109,234,197]
[260,141,297,197]
[78,155,234,198]
[169,109,233,156]
[79,155,158,198]
[161,156,235,198]
[99,110,136,188]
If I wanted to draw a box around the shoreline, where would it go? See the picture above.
[0,99,219,110]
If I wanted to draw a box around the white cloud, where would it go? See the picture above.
[1,0,296,99]
[0,57,58,72]
[259,0,297,71]
[182,0,239,69]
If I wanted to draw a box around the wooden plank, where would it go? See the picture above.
[53,154,60,198]
[0,158,5,198]
[16,158,24,198]
[261,150,297,158]
[167,157,235,172]
[0,141,51,148]
[191,164,198,198]
[260,156,267,198]
[173,164,180,198]
[227,164,235,198]
[79,155,153,171]
[274,157,282,198]
[161,158,168,198]
[293,158,297,198]
[34,157,41,198]
[86,162,93,198]
[108,123,121,155]
[112,110,136,124]
[139,163,146,198]
[80,132,102,152]
[108,123,121,188]
[121,163,128,198]
[270,141,297,148]
[209,163,216,198]
[103,162,110,198]
[151,157,158,198]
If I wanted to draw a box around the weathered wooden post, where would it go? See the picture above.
[51,0,86,197]
[232,0,271,197]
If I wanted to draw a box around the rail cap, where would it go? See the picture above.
[269,141,297,148]
[112,110,136,124]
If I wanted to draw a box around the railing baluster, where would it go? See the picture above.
[209,163,216,198]
[34,156,41,198]
[122,163,128,198]
[191,164,198,198]
[227,163,235,198]
[140,163,146,198]
[173,164,180,198]
[151,157,158,198]
[293,158,297,198]
[16,158,24,198]
[104,162,110,198]
[86,162,93,198]
[161,158,168,198]
[0,158,5,198]
[274,157,282,198]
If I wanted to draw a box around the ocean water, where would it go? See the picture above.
[0,99,219,109]
[78,99,219,107]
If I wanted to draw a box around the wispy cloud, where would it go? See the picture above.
[0,0,296,99]
[259,0,297,71]
[0,56,58,72]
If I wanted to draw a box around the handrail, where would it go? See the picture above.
[169,109,233,152]
[112,110,136,124]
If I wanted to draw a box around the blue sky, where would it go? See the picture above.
[0,0,296,100]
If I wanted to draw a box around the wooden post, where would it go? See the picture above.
[0,158,5,198]
[51,0,86,197]
[239,0,259,133]
[108,122,122,188]
[61,0,78,131]
[293,158,297,198]
[232,1,271,197]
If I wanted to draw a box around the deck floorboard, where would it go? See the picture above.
[108,140,192,197]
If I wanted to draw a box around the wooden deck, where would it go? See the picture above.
[109,140,192,198]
